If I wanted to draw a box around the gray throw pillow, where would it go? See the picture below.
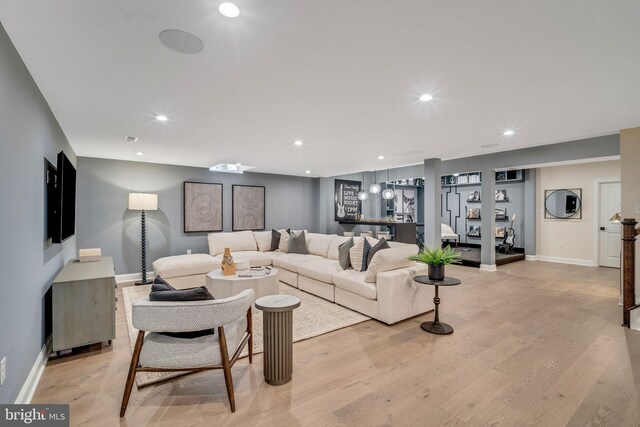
[361,237,373,271]
[288,230,308,254]
[366,237,390,268]
[338,238,354,270]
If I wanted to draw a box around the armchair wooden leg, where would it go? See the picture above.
[247,306,253,364]
[218,326,236,412]
[120,330,144,418]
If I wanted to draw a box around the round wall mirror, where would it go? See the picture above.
[544,189,582,219]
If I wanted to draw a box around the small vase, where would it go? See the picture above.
[428,264,445,281]
[221,247,236,276]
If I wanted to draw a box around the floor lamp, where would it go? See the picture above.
[128,193,158,285]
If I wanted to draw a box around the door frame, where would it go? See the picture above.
[593,177,621,267]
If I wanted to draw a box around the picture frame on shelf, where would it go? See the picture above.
[468,225,481,237]
[467,190,481,202]
[495,226,506,238]
[467,208,480,219]
[495,189,508,201]
[495,208,507,220]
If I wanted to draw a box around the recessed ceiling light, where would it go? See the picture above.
[305,170,311,174]
[219,2,240,18]
[503,130,515,136]
[294,140,303,146]
[155,115,168,122]
[135,151,144,156]
[419,94,433,102]
[124,136,139,143]
[377,155,385,160]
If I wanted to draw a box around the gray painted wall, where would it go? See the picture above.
[76,157,319,275]
[0,24,77,403]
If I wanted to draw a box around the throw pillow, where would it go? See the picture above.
[366,237,390,267]
[361,237,373,271]
[149,276,214,302]
[349,237,365,272]
[288,230,309,254]
[270,229,281,251]
[278,229,291,253]
[338,238,354,269]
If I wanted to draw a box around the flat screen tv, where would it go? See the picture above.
[49,151,76,243]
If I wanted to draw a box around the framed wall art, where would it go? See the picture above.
[232,185,266,231]
[334,179,362,221]
[183,181,223,233]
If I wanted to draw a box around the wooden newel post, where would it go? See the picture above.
[622,218,639,327]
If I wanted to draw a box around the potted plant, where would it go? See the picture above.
[410,245,461,280]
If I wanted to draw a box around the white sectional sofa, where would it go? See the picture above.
[153,230,434,325]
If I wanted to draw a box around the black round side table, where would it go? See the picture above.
[413,276,461,335]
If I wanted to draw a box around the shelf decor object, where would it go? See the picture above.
[128,193,158,285]
[184,181,223,233]
[232,185,266,231]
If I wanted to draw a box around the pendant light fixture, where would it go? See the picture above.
[382,168,395,200]
[369,169,381,194]
[358,171,369,201]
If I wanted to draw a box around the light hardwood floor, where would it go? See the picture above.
[34,262,640,426]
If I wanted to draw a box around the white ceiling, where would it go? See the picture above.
[1,1,639,177]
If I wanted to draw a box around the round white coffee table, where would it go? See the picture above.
[205,268,279,299]
[255,295,301,385]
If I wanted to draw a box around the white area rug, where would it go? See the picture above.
[122,282,370,387]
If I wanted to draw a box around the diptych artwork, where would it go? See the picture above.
[184,182,223,233]
[232,185,265,231]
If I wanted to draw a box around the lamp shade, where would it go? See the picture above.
[128,193,158,211]
[609,212,622,223]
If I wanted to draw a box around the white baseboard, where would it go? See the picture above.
[15,337,51,404]
[116,271,154,284]
[525,255,538,261]
[479,264,497,272]
[534,255,594,267]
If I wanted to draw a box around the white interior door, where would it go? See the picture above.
[598,181,621,268]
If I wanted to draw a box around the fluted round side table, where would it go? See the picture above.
[255,295,301,385]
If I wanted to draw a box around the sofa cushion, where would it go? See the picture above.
[333,269,377,300]
[338,238,354,270]
[208,231,257,256]
[288,230,309,254]
[271,229,290,251]
[349,237,366,272]
[361,238,373,271]
[364,244,419,283]
[152,254,217,279]
[367,237,390,266]
[306,233,335,258]
[272,253,323,273]
[212,251,273,267]
[253,231,272,252]
[297,259,342,284]
[278,230,290,253]
[327,235,351,260]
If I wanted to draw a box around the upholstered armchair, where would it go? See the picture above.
[120,289,255,417]
[441,223,459,246]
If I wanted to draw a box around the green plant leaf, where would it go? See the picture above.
[409,245,461,266]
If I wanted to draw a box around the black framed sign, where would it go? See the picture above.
[334,179,362,221]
